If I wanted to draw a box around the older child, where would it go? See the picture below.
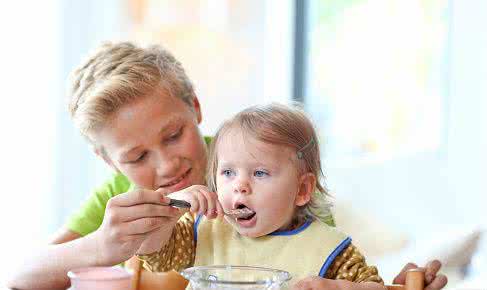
[138,103,383,284]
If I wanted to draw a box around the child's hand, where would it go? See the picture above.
[393,260,448,290]
[167,185,224,219]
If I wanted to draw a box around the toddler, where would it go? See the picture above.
[138,103,383,284]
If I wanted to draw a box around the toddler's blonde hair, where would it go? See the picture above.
[207,103,332,223]
[67,41,195,141]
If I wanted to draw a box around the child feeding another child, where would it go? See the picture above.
[137,103,383,285]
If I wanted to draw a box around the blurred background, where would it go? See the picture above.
[0,0,485,288]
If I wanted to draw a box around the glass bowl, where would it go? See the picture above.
[181,265,291,290]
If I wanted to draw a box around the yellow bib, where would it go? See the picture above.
[194,217,351,283]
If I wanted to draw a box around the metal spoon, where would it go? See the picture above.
[168,198,254,219]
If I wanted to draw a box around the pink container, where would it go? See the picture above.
[67,266,133,290]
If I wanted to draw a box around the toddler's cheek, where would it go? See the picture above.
[219,196,232,209]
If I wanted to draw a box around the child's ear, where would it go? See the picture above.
[295,173,316,206]
[191,96,203,124]
[94,146,119,172]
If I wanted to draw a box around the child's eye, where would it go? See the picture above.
[166,127,183,142]
[221,169,235,177]
[129,152,147,164]
[254,170,269,177]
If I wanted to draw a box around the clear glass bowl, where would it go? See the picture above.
[181,265,291,290]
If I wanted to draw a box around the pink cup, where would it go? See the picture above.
[67,266,133,290]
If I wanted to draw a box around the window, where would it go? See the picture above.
[303,0,449,166]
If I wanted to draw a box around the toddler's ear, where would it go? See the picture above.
[94,146,119,172]
[295,173,315,206]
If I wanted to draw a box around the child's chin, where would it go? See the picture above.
[235,227,268,238]
[237,230,260,238]
[225,217,269,238]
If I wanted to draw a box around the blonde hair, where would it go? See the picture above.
[207,103,332,223]
[67,41,195,141]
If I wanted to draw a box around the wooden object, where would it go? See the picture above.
[386,268,425,290]
[125,256,189,290]
[386,284,406,290]
[405,269,425,290]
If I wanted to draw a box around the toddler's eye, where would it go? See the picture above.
[222,169,235,177]
[254,170,269,177]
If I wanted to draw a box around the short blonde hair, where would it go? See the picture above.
[67,41,195,141]
[207,103,332,223]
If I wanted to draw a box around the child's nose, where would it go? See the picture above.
[233,179,251,195]
[155,150,180,176]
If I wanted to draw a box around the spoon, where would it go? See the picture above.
[168,198,254,219]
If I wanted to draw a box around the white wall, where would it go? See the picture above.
[0,0,61,283]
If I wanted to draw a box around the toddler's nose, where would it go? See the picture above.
[233,180,251,195]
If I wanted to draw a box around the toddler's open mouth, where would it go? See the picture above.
[232,204,256,221]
